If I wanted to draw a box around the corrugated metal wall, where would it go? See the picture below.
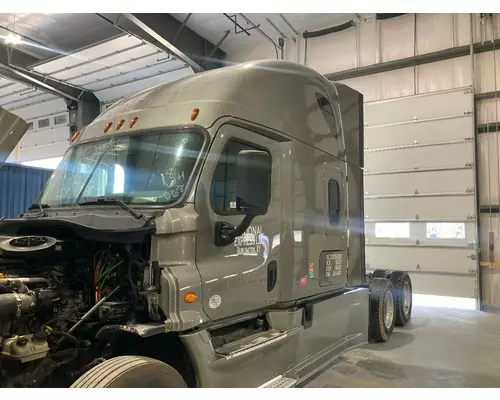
[0,163,52,218]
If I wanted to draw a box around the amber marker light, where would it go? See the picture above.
[184,292,198,304]
[104,122,113,133]
[191,108,200,121]
[129,116,139,128]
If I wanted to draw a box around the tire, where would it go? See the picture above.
[372,269,391,279]
[390,271,412,326]
[71,356,187,388]
[369,278,396,343]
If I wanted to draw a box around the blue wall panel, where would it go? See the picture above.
[0,163,52,218]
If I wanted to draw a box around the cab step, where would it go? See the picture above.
[259,375,297,388]
[214,329,288,360]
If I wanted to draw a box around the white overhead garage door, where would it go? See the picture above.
[363,87,479,308]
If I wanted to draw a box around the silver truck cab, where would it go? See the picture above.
[0,60,409,388]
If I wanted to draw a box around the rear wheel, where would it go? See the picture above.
[70,356,187,388]
[391,271,412,326]
[369,278,396,342]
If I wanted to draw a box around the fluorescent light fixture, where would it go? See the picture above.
[5,33,21,45]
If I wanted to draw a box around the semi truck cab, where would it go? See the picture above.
[0,60,411,388]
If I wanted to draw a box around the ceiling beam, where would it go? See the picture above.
[0,43,39,70]
[120,13,203,72]
[0,61,100,105]
[100,13,227,71]
[0,43,99,106]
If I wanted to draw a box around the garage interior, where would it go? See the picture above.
[1,12,500,388]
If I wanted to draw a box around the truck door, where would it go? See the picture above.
[195,123,282,321]
[318,162,349,290]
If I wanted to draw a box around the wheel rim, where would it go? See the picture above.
[384,290,394,329]
[403,281,411,315]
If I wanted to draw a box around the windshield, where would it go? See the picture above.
[39,130,204,207]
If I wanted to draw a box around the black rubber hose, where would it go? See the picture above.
[48,331,80,366]
[0,283,13,294]
[303,20,355,39]
[375,13,407,20]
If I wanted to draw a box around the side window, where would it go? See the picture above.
[211,139,271,215]
[316,93,339,139]
[328,179,340,225]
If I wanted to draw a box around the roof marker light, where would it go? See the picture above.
[116,119,125,131]
[129,116,139,128]
[71,131,80,142]
[191,108,199,121]
[104,121,113,133]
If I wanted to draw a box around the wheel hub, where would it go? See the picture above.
[403,281,411,315]
[384,290,394,329]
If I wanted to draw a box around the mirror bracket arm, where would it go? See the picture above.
[215,215,255,247]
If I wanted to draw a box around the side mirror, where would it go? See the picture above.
[235,149,271,216]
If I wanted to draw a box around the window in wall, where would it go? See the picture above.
[38,118,50,129]
[316,93,339,139]
[375,222,410,239]
[113,164,125,194]
[328,179,340,225]
[211,139,271,215]
[426,223,465,239]
[54,114,67,125]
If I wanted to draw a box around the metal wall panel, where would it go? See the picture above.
[0,163,52,218]
[364,86,478,304]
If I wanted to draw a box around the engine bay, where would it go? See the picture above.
[0,229,160,388]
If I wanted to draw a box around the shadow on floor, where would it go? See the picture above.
[306,352,500,388]
[306,306,500,388]
[367,331,415,351]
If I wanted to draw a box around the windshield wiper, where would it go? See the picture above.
[27,203,50,217]
[79,197,146,221]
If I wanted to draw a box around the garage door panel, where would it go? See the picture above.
[18,141,69,162]
[20,127,69,149]
[365,196,475,220]
[406,274,476,299]
[365,142,474,173]
[365,246,476,274]
[366,269,476,299]
[365,116,474,149]
[365,88,473,127]
[365,221,476,243]
[364,169,474,196]
[364,87,477,304]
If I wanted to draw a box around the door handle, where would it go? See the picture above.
[267,261,277,292]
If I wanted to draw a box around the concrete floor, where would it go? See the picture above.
[306,306,500,388]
